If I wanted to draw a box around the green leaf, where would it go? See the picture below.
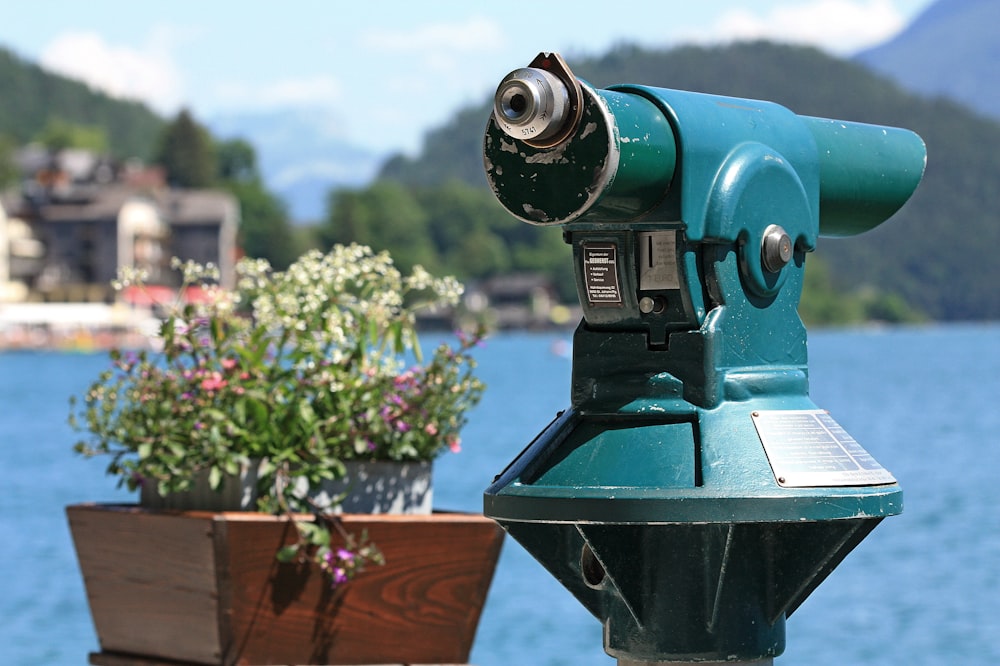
[275,544,300,563]
[223,458,240,476]
[208,466,222,490]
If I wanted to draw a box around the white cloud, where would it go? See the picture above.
[39,28,184,113]
[360,16,505,54]
[682,0,906,54]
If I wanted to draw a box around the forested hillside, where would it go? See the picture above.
[0,46,163,159]
[381,42,1000,321]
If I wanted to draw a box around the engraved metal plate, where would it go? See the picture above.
[583,243,622,305]
[638,230,681,290]
[751,409,897,488]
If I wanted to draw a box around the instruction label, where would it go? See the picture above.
[751,410,897,488]
[583,243,622,305]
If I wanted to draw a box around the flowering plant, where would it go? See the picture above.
[70,244,485,586]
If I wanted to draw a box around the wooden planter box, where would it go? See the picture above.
[67,504,504,665]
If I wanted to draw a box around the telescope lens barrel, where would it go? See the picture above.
[492,67,571,143]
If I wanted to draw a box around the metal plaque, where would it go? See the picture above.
[583,243,622,305]
[638,230,681,290]
[751,409,896,488]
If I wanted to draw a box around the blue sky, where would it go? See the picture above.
[0,0,933,154]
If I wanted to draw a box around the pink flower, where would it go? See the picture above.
[200,371,227,391]
[221,358,238,371]
[424,423,438,436]
[448,437,462,454]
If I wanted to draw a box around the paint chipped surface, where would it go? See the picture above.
[499,137,520,154]
[525,140,572,165]
[521,203,551,223]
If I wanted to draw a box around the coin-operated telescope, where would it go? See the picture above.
[483,53,925,665]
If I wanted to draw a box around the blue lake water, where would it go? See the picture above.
[1,323,998,665]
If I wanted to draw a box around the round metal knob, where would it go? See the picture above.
[761,224,793,273]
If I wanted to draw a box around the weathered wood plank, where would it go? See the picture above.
[67,504,222,664]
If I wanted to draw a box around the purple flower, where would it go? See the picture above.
[332,567,348,585]
[336,548,355,562]
[395,420,410,433]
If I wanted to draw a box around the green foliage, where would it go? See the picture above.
[227,179,297,270]
[0,46,163,159]
[320,178,575,301]
[35,117,109,152]
[320,181,439,276]
[155,109,217,188]
[212,138,298,270]
[799,255,926,326]
[215,138,258,183]
[0,135,17,187]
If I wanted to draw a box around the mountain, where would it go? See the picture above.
[0,46,163,159]
[380,42,1000,321]
[855,0,1000,121]
[208,107,386,223]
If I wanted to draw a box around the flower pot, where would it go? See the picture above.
[139,462,261,511]
[67,503,504,665]
[139,460,434,515]
[297,461,433,515]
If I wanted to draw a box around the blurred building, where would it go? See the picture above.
[0,146,238,304]
[0,147,239,348]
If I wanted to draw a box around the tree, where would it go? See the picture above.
[216,138,258,183]
[320,181,439,275]
[155,109,216,188]
[35,118,109,153]
[229,179,298,270]
[212,137,298,269]
[0,135,17,187]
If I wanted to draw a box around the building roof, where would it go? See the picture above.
[160,189,238,226]
[7,184,147,223]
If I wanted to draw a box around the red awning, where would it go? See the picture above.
[121,285,176,306]
[183,285,214,303]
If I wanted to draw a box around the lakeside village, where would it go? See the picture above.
[0,147,577,351]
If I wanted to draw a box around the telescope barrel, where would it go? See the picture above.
[486,67,926,236]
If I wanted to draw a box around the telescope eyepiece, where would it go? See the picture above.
[493,67,570,144]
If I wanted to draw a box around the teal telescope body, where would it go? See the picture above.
[483,53,925,664]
